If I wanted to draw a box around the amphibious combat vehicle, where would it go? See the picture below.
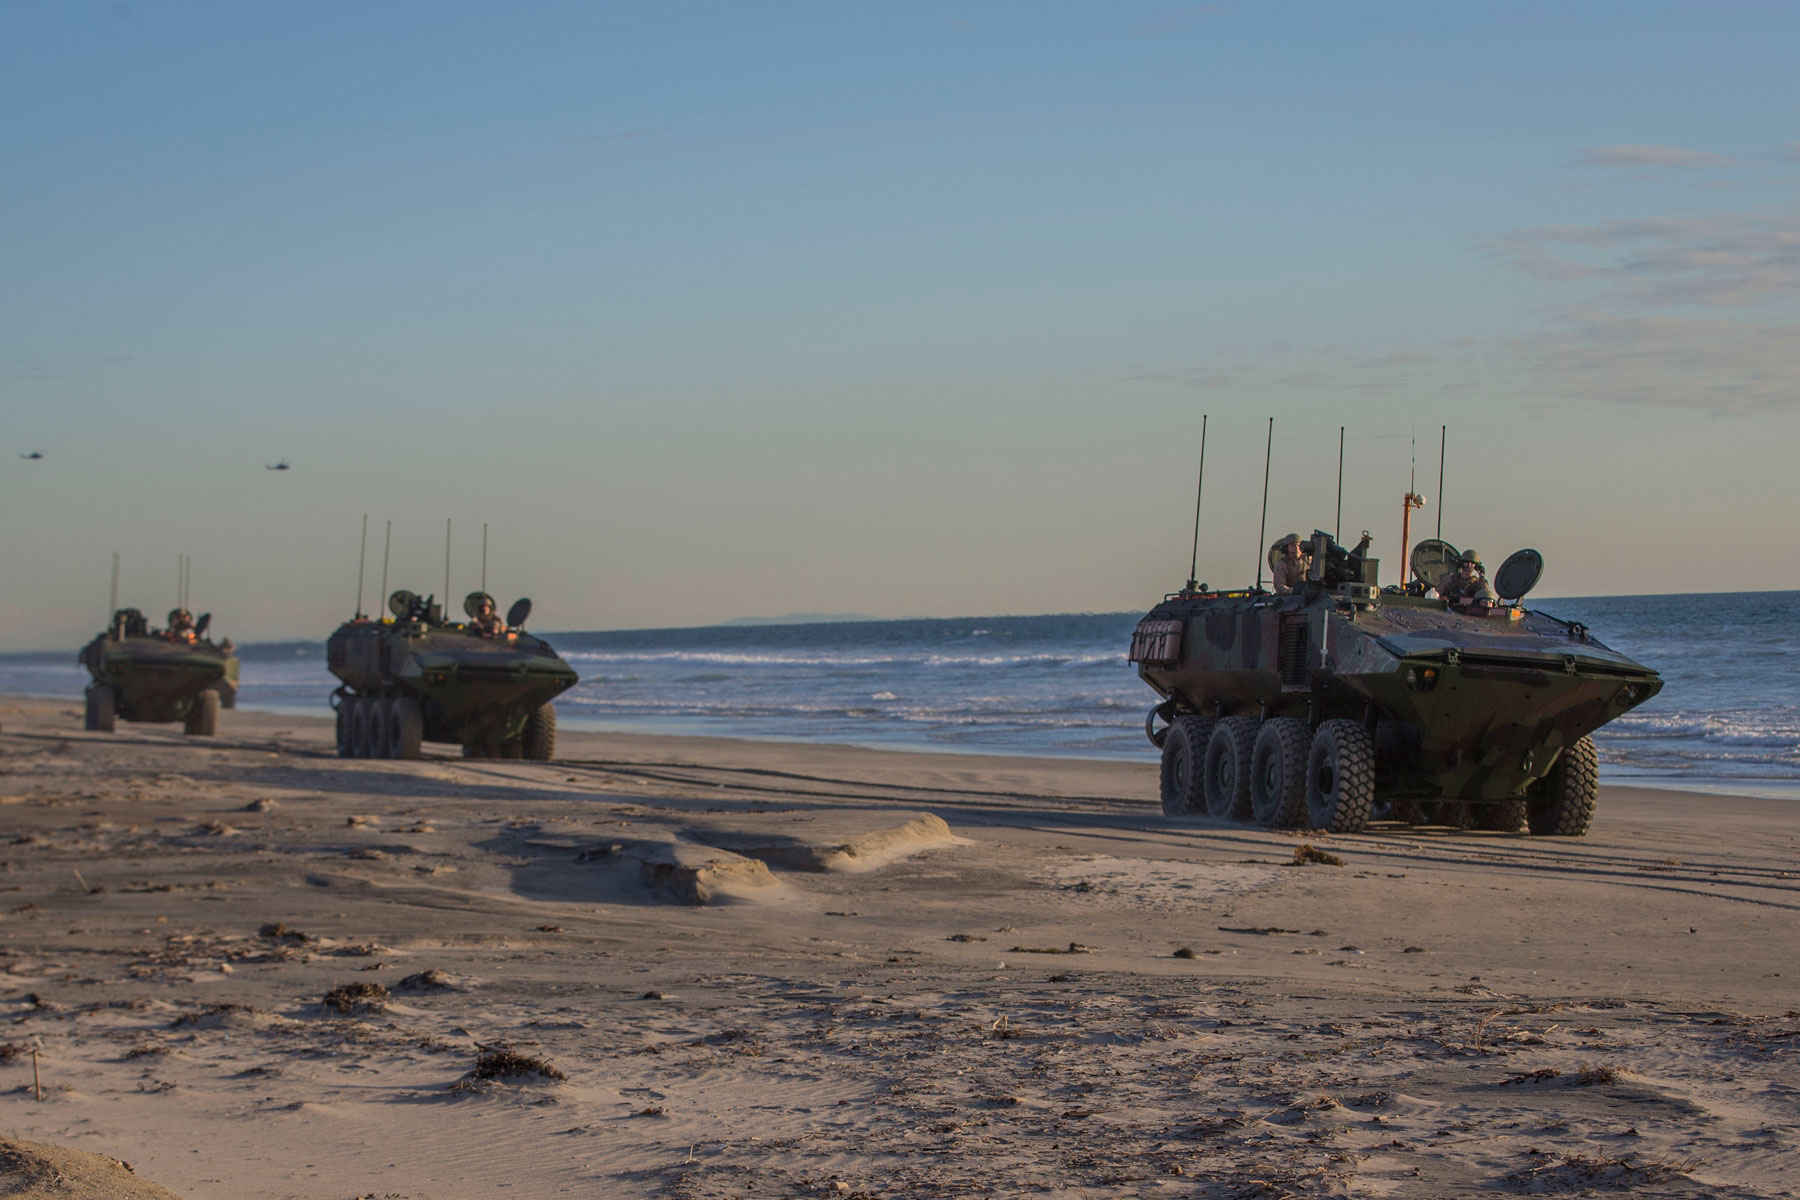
[1131,532,1661,836]
[79,608,239,735]
[327,590,578,760]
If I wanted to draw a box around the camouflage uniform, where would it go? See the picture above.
[470,605,507,638]
[1271,534,1310,594]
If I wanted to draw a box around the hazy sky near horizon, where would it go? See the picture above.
[5,1,1799,651]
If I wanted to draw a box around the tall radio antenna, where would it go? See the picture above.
[1254,417,1273,592]
[443,518,452,614]
[109,552,119,621]
[378,520,392,616]
[1436,425,1447,541]
[354,515,369,619]
[481,522,489,593]
[1335,425,1345,544]
[1185,415,1208,592]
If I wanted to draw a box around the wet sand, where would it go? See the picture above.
[2,695,1797,1198]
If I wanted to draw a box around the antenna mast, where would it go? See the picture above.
[1400,431,1425,570]
[1436,425,1446,541]
[378,520,392,616]
[354,515,369,619]
[481,522,489,593]
[443,518,452,614]
[1185,415,1208,592]
[1335,425,1345,544]
[109,552,119,621]
[1254,417,1273,592]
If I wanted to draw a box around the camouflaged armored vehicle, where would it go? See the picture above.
[79,608,239,736]
[327,590,578,760]
[1131,532,1661,836]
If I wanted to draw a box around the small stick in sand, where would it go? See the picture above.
[33,1048,43,1101]
[73,868,92,893]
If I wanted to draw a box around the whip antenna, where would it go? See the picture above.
[354,515,369,619]
[481,522,488,593]
[1254,417,1273,591]
[1436,424,1446,541]
[1335,425,1345,544]
[378,520,392,615]
[109,552,119,622]
[1185,415,1208,592]
[443,518,452,615]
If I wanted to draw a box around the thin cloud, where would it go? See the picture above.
[1504,311,1800,415]
[1577,143,1736,169]
[1490,210,1800,306]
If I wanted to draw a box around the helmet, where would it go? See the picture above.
[1277,533,1302,549]
[463,591,497,618]
[1460,550,1482,565]
[168,608,192,624]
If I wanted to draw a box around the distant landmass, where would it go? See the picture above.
[715,613,882,627]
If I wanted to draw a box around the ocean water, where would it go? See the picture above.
[5,591,1796,798]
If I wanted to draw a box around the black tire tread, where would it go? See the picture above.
[85,684,116,733]
[1203,716,1259,821]
[184,689,220,737]
[1250,717,1310,829]
[522,703,557,762]
[1476,796,1527,832]
[1528,737,1599,836]
[1158,715,1213,816]
[1306,719,1375,834]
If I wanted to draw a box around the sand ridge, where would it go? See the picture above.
[1,697,1798,1197]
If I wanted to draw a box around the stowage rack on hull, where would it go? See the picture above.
[327,590,578,761]
[1132,532,1661,836]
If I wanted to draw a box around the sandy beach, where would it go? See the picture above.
[2,694,1796,1198]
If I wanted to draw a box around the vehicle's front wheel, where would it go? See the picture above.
[522,703,557,762]
[1305,719,1374,833]
[85,684,116,733]
[1250,718,1310,828]
[1527,737,1598,836]
[392,698,424,760]
[1158,715,1213,816]
[184,689,220,737]
[1203,716,1259,821]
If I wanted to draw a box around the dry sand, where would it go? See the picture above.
[1,694,1796,1198]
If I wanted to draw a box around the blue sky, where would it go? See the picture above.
[4,2,1798,649]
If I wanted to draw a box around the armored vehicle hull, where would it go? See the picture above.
[79,631,238,736]
[326,595,578,760]
[1132,582,1660,836]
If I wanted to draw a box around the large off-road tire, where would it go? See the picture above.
[522,703,557,762]
[85,684,117,733]
[1476,796,1527,833]
[1420,800,1474,830]
[183,689,220,737]
[373,698,402,758]
[1250,718,1311,829]
[1158,715,1213,816]
[391,697,424,760]
[1527,736,1598,836]
[351,698,376,759]
[1305,719,1375,833]
[335,699,355,757]
[1203,716,1259,821]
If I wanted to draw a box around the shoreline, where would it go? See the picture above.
[3,695,1798,1196]
[3,685,1795,801]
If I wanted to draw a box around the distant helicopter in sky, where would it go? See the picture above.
[19,451,44,461]
[266,460,291,471]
